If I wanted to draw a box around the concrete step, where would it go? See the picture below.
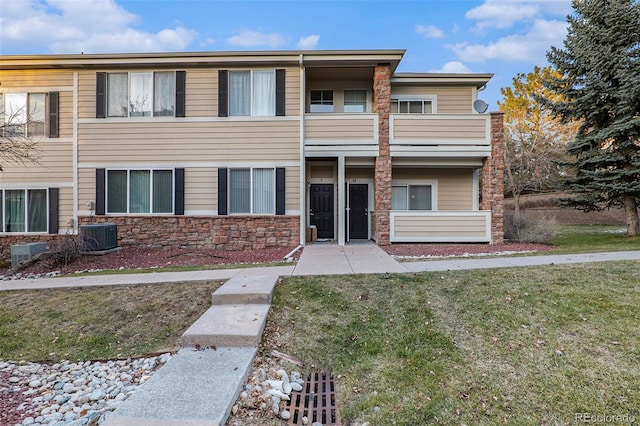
[181,303,270,348]
[212,274,279,305]
[103,347,255,426]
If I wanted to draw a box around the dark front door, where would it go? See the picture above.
[349,184,368,239]
[310,184,334,239]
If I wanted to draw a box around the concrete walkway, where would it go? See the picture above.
[3,245,639,425]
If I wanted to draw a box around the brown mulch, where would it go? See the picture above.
[382,242,554,258]
[1,246,299,277]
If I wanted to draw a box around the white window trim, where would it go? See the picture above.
[391,179,438,211]
[105,168,175,214]
[228,69,276,117]
[0,188,49,234]
[228,167,276,215]
[343,89,368,113]
[309,89,334,113]
[0,92,48,138]
[107,71,176,118]
[390,95,437,114]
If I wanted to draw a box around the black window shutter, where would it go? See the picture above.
[276,69,286,116]
[95,169,106,215]
[174,168,185,215]
[175,71,186,117]
[276,167,286,215]
[48,92,59,138]
[218,70,228,117]
[218,168,228,215]
[96,72,107,118]
[48,188,59,234]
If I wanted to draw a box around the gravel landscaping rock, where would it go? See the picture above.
[0,354,172,426]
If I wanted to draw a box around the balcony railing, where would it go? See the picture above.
[390,210,491,243]
[304,114,378,156]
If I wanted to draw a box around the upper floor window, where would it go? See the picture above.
[391,98,434,114]
[1,189,47,233]
[344,90,367,113]
[1,93,46,137]
[219,69,285,118]
[96,71,185,119]
[310,90,334,113]
[107,72,176,117]
[106,169,174,214]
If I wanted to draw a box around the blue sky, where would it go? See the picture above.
[0,0,574,108]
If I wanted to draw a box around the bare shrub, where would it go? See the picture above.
[504,211,559,243]
[48,234,93,266]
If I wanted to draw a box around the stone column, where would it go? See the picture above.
[482,112,505,244]
[374,64,392,246]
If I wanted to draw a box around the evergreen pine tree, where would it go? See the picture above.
[542,0,640,235]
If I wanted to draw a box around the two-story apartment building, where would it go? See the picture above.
[0,49,504,257]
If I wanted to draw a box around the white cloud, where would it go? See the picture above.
[0,0,196,53]
[450,19,567,63]
[415,24,445,39]
[226,30,286,48]
[466,0,540,29]
[428,61,472,73]
[297,35,320,49]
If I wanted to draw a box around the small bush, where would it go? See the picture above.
[504,211,559,243]
[48,234,93,266]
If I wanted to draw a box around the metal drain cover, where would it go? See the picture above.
[285,371,341,425]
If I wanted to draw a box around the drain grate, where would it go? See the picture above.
[285,371,341,426]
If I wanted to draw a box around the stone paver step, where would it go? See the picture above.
[212,274,279,305]
[181,303,270,348]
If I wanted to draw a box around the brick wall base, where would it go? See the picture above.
[1,216,300,260]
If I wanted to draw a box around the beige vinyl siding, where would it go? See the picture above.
[185,167,216,212]
[346,168,373,179]
[393,117,486,141]
[393,215,487,238]
[393,168,473,210]
[0,142,73,183]
[78,120,300,162]
[59,91,74,138]
[284,68,301,116]
[285,166,300,212]
[78,71,96,119]
[308,165,334,180]
[391,86,474,114]
[305,117,375,140]
[0,70,74,88]
[77,168,95,211]
[186,70,216,117]
[58,187,74,232]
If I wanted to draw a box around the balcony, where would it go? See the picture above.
[390,210,491,243]
[304,114,378,157]
[390,114,490,157]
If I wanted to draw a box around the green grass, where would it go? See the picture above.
[267,262,640,425]
[547,224,640,254]
[0,281,221,361]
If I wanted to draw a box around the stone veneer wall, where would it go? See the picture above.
[373,63,392,246]
[482,112,506,244]
[77,216,300,251]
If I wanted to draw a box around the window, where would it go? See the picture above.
[228,168,275,214]
[344,90,367,113]
[1,189,47,232]
[392,185,433,210]
[310,90,334,112]
[228,70,275,116]
[1,93,46,137]
[106,169,174,214]
[391,98,433,114]
[106,72,176,118]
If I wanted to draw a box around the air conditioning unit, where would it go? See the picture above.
[11,243,48,268]
[80,224,118,251]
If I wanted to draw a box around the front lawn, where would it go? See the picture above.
[266,262,640,425]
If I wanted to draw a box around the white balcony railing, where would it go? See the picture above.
[390,210,491,243]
